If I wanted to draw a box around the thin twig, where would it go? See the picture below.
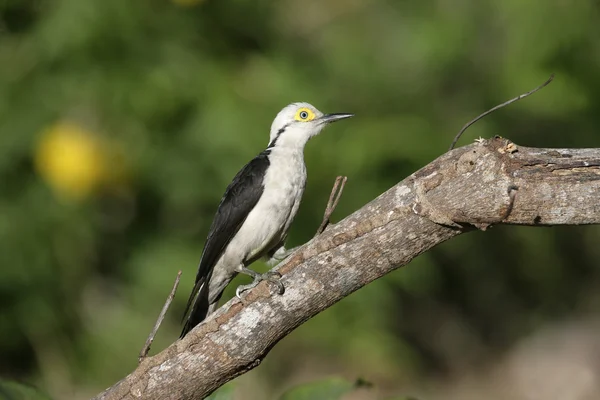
[138,270,182,363]
[449,74,555,151]
[315,176,347,236]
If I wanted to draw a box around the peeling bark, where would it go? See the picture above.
[92,137,600,400]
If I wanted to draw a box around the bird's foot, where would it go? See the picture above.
[235,271,284,299]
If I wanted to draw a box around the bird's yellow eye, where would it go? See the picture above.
[294,108,315,122]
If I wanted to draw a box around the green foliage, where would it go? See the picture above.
[206,383,235,400]
[279,378,357,400]
[208,379,416,400]
[0,380,52,400]
[383,398,420,400]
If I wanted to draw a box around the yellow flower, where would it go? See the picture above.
[34,121,115,201]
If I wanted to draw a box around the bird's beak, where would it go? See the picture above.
[319,113,354,124]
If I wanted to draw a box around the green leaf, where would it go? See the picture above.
[206,383,235,400]
[0,380,52,400]
[384,397,420,400]
[279,377,358,400]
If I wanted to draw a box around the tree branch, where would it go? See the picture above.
[138,270,182,363]
[315,175,347,236]
[93,137,600,400]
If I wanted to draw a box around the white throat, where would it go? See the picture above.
[269,124,322,150]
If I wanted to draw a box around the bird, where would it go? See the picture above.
[180,102,353,338]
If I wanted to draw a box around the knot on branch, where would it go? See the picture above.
[412,137,519,230]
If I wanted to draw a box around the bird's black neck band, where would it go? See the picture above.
[267,125,288,149]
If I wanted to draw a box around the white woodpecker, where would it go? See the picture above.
[180,102,353,338]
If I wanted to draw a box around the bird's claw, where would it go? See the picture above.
[235,285,246,299]
[235,271,284,299]
[266,271,285,295]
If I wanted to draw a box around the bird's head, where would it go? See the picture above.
[268,102,353,149]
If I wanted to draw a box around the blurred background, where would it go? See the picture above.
[2,0,600,399]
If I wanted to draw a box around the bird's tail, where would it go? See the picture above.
[180,279,211,338]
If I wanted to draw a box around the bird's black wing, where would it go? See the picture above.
[181,150,271,337]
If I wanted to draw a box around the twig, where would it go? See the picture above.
[449,74,555,150]
[138,270,182,363]
[315,176,347,236]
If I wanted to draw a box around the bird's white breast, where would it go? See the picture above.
[223,147,306,265]
[261,147,307,232]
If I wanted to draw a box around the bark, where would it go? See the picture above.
[92,137,600,400]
